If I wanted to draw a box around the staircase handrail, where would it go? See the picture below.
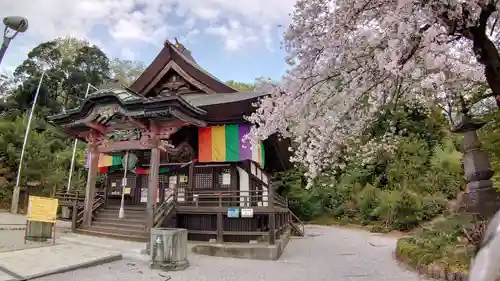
[289,209,305,236]
[153,188,175,228]
[71,194,105,232]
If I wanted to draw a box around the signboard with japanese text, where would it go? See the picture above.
[27,196,58,223]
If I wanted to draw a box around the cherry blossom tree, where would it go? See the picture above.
[249,0,500,180]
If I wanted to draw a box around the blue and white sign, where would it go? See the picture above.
[227,208,240,218]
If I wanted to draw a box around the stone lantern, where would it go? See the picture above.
[453,103,500,217]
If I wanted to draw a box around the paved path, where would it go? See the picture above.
[0,212,72,253]
[0,244,122,280]
[34,225,428,281]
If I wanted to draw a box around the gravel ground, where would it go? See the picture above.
[33,225,428,281]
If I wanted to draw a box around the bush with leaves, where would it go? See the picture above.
[278,135,464,231]
[395,214,484,274]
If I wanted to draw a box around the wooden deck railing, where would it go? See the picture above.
[71,194,105,232]
[179,189,287,208]
[55,190,86,207]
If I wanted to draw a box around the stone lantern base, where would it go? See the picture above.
[456,185,500,218]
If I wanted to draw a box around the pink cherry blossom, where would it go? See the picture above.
[248,0,500,181]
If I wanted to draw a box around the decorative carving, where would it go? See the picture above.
[96,105,119,120]
[85,129,104,145]
[144,61,215,97]
[154,73,197,96]
[165,141,195,163]
[106,128,142,141]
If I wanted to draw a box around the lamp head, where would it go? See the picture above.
[3,16,28,33]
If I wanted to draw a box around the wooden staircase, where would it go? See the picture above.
[77,205,149,242]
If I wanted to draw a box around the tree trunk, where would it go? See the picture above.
[472,29,500,108]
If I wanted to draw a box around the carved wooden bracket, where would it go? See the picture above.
[85,129,104,145]
[127,116,149,130]
[86,122,107,134]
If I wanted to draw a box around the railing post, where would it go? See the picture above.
[71,200,77,233]
[216,192,224,243]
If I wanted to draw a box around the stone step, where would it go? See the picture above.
[93,217,146,225]
[92,221,146,231]
[96,212,147,220]
[86,225,147,237]
[76,228,148,242]
[103,205,146,211]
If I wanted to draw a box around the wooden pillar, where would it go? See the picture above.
[268,183,276,245]
[147,147,161,231]
[83,146,99,227]
[188,162,195,190]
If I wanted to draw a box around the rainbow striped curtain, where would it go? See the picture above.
[198,124,265,168]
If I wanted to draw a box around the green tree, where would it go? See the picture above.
[226,80,256,92]
[7,37,110,115]
[109,58,145,86]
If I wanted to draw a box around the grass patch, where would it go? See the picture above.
[395,213,484,274]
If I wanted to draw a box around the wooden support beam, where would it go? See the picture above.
[268,185,276,245]
[85,122,107,134]
[83,146,99,227]
[147,146,161,232]
[217,194,224,243]
[98,140,153,153]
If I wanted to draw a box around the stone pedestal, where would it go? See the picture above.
[453,115,500,217]
[149,228,189,271]
[26,221,53,242]
[61,206,70,219]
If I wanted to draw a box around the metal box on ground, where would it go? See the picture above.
[150,228,189,271]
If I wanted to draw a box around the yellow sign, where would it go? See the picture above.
[179,175,187,184]
[27,196,59,223]
[124,187,131,195]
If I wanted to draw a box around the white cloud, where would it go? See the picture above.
[120,47,136,60]
[0,0,295,72]
[205,20,259,51]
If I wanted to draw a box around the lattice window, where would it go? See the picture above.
[217,167,231,189]
[195,167,213,189]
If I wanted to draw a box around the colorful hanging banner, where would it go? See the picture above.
[85,152,122,168]
[198,124,265,168]
[133,167,171,175]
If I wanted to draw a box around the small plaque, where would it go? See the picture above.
[241,208,254,218]
[227,208,239,218]
[222,173,231,185]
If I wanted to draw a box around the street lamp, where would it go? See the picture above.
[0,16,28,66]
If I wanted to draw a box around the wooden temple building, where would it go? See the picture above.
[49,40,303,245]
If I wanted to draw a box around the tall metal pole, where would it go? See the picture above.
[119,151,129,219]
[0,37,11,66]
[10,71,46,213]
[66,83,96,192]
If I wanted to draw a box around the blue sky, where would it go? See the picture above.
[0,0,296,84]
